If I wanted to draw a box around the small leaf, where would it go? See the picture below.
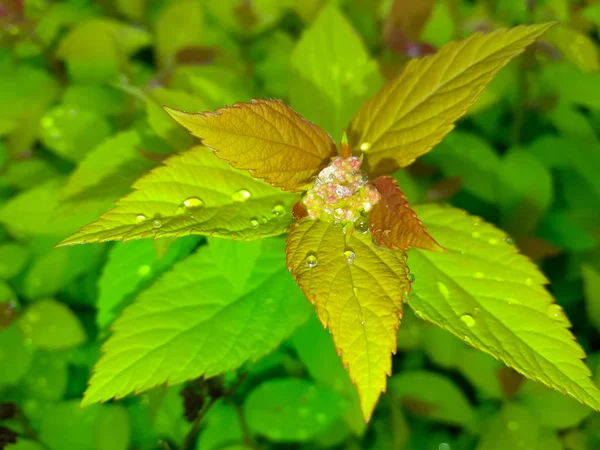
[545,24,600,74]
[165,99,337,192]
[197,400,244,450]
[477,403,539,450]
[286,219,411,421]
[289,4,382,140]
[369,176,443,252]
[244,378,345,442]
[20,299,87,350]
[408,204,600,411]
[0,325,35,386]
[59,147,298,245]
[389,370,477,431]
[82,238,311,406]
[347,23,554,177]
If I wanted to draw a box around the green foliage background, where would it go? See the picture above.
[1,0,600,449]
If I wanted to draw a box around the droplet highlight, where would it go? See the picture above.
[272,202,285,216]
[232,189,251,202]
[460,314,476,327]
[135,214,147,223]
[249,218,259,229]
[305,252,318,268]
[344,248,356,265]
[183,197,204,209]
[360,142,371,152]
[354,216,369,234]
[437,282,450,299]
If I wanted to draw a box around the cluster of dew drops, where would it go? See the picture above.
[132,189,286,230]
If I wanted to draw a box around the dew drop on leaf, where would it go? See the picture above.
[504,237,515,245]
[489,238,499,245]
[548,304,566,321]
[232,189,251,202]
[463,335,473,345]
[414,310,424,319]
[305,252,318,268]
[260,216,268,224]
[249,218,259,229]
[460,314,476,327]
[525,277,533,286]
[472,231,481,238]
[474,272,484,279]
[135,214,147,223]
[183,197,204,210]
[153,219,162,229]
[344,248,356,265]
[271,202,285,216]
[408,273,416,283]
[354,216,369,234]
[437,282,450,299]
[137,265,151,277]
[360,142,371,152]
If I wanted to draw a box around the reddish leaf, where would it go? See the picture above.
[165,99,337,192]
[369,176,443,252]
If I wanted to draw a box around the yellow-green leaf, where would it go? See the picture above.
[165,99,337,192]
[286,219,411,421]
[407,204,600,412]
[545,24,600,74]
[59,147,297,246]
[347,23,554,177]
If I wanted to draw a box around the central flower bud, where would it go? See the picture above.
[302,156,380,223]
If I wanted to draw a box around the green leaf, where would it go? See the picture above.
[347,23,554,177]
[0,242,29,279]
[56,19,150,83]
[456,348,503,399]
[496,149,553,236]
[286,219,411,421]
[289,317,366,436]
[0,324,35,386]
[289,4,382,140]
[39,400,102,450]
[408,204,600,412]
[20,299,87,350]
[424,131,501,203]
[62,84,127,118]
[18,351,68,401]
[244,378,346,442]
[389,370,477,430]
[95,404,131,450]
[545,25,600,74]
[196,400,244,450]
[476,403,539,450]
[61,129,155,205]
[23,245,103,299]
[82,238,311,405]
[519,381,593,429]
[583,265,600,333]
[59,147,299,245]
[155,0,205,69]
[4,158,61,190]
[97,237,198,330]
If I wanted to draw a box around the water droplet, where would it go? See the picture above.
[525,277,533,286]
[305,252,318,268]
[153,218,162,228]
[354,216,369,234]
[489,238,499,245]
[507,421,519,432]
[183,197,204,209]
[344,248,356,265]
[260,216,268,224]
[232,189,251,202]
[437,282,450,298]
[414,310,424,319]
[460,314,476,327]
[463,335,473,345]
[272,202,285,216]
[504,237,515,245]
[474,272,484,279]
[360,142,371,152]
[408,273,416,283]
[138,265,152,277]
[249,218,259,229]
[472,231,481,238]
[439,444,451,450]
[548,304,566,321]
[136,214,147,223]
[361,320,366,325]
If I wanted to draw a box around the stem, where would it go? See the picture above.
[179,398,216,450]
[235,404,258,450]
